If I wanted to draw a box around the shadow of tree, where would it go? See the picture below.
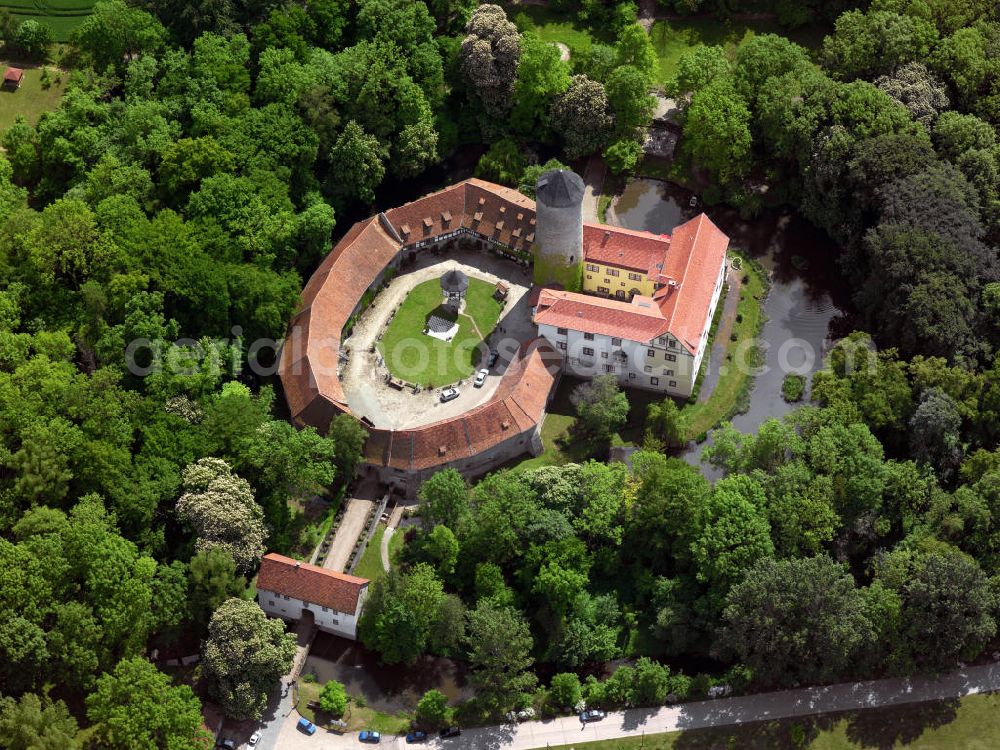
[843,699,960,749]
[672,713,839,750]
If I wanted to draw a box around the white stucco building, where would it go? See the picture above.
[257,553,369,640]
[532,212,729,398]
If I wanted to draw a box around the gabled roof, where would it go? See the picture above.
[534,288,672,344]
[582,224,670,274]
[257,553,369,613]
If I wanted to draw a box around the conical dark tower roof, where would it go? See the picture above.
[536,169,585,208]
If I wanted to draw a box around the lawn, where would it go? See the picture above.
[508,4,829,87]
[296,680,411,734]
[550,694,1000,750]
[650,17,828,84]
[352,523,405,582]
[378,277,502,388]
[0,63,67,131]
[680,252,766,439]
[0,0,96,41]
[507,4,613,57]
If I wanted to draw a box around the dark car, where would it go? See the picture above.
[487,350,499,367]
[216,740,237,750]
[405,731,428,743]
[439,726,462,738]
[580,709,606,722]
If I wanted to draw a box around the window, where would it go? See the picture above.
[583,347,594,356]
[669,380,677,387]
[558,342,566,350]
[604,364,615,373]
[268,600,275,606]
[586,275,592,280]
[557,327,567,335]
[628,272,642,281]
[601,352,608,359]
[648,348,656,357]
[651,377,659,386]
[303,602,311,609]
[586,263,600,272]
[611,337,622,346]
[669,339,678,349]
[629,372,636,379]
[608,269,620,277]
[665,369,674,376]
[620,281,626,287]
[321,606,328,612]
[331,618,339,625]
[644,365,652,373]
[657,336,668,346]
[666,353,677,362]
[603,279,610,284]
[616,290,626,299]
[584,332,594,341]
[283,594,291,600]
[598,286,610,294]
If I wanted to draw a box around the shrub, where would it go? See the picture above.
[415,689,449,729]
[782,374,806,402]
[319,680,347,717]
[548,672,582,708]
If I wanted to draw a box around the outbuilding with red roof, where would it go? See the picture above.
[257,553,369,640]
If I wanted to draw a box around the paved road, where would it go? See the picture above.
[271,661,1000,749]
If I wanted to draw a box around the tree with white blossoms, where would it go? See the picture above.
[460,4,520,130]
[175,457,267,574]
[202,598,296,720]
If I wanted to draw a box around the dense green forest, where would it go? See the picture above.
[3,0,1000,745]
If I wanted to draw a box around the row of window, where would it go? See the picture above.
[266,596,341,617]
[584,263,645,283]
[553,328,678,359]
[648,349,677,361]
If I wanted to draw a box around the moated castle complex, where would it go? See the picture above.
[279,170,729,495]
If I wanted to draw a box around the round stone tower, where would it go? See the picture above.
[533,169,585,291]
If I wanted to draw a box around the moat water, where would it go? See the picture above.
[612,178,853,472]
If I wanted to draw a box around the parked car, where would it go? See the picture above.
[405,730,428,743]
[580,709,606,722]
[359,730,381,744]
[216,739,237,750]
[473,369,489,387]
[248,731,261,747]
[439,726,462,738]
[440,387,460,402]
[297,718,317,735]
[487,350,499,367]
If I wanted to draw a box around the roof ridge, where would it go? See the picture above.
[262,553,370,584]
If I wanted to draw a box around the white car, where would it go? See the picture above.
[440,387,460,402]
[473,369,489,388]
[248,731,261,747]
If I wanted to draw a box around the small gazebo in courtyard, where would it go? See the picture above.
[440,268,469,303]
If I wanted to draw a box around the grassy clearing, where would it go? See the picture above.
[378,277,501,388]
[0,63,67,131]
[680,253,766,439]
[0,0,95,41]
[507,4,613,57]
[549,694,1000,750]
[650,17,829,84]
[296,681,412,734]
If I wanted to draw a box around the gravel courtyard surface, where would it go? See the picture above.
[341,246,535,430]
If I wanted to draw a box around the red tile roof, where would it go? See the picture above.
[582,224,670,273]
[534,288,672,343]
[257,553,368,613]
[3,68,23,83]
[656,214,729,352]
